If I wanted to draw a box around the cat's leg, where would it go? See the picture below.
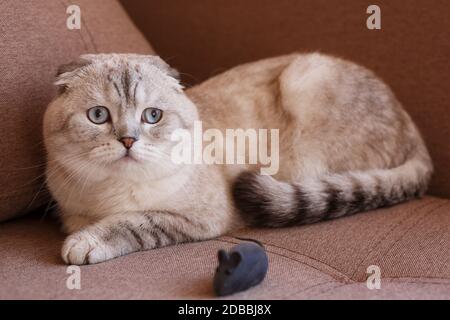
[61,213,98,234]
[61,210,220,265]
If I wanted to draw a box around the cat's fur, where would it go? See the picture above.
[44,53,432,265]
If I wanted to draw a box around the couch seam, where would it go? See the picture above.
[350,199,436,279]
[352,202,447,280]
[59,0,98,53]
[294,277,450,299]
[307,282,352,299]
[308,278,450,299]
[58,0,87,52]
[383,279,450,286]
[382,276,450,282]
[214,238,352,282]
[380,202,449,260]
[232,237,354,281]
[78,4,99,53]
[278,280,340,299]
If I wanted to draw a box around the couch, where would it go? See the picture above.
[0,0,449,299]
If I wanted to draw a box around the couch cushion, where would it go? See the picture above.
[0,0,154,222]
[122,0,450,198]
[0,196,448,299]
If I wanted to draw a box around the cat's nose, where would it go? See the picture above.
[119,137,136,149]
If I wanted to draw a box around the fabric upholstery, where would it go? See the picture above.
[0,0,154,222]
[1,197,448,299]
[122,0,450,198]
[1,0,449,301]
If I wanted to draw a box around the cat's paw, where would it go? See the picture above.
[62,229,112,265]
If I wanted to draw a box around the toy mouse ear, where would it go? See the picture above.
[229,252,242,267]
[218,250,229,264]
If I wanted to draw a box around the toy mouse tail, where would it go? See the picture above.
[234,237,265,248]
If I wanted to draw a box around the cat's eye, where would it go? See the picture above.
[142,108,163,124]
[87,106,110,124]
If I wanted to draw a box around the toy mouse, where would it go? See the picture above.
[213,238,269,296]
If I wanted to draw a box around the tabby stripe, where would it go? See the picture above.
[149,216,192,244]
[292,184,310,225]
[348,177,366,214]
[133,81,139,105]
[142,216,163,248]
[323,181,340,220]
[142,214,186,247]
[122,68,131,104]
[123,223,144,249]
[152,221,176,244]
[113,81,123,100]
[372,175,384,208]
[155,210,206,232]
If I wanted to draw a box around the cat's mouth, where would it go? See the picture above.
[118,151,138,163]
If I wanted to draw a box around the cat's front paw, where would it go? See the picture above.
[62,229,111,265]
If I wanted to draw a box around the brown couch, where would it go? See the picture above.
[0,0,449,299]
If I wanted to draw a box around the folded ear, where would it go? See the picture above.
[54,57,91,94]
[145,56,180,80]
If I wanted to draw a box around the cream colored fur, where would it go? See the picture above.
[44,53,432,264]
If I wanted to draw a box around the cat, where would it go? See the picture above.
[43,53,432,265]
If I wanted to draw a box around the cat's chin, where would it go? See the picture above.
[118,155,138,163]
[112,154,141,168]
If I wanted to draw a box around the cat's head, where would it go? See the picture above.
[44,54,198,182]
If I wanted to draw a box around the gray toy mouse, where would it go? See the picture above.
[213,238,269,296]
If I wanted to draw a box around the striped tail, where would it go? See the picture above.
[232,155,432,227]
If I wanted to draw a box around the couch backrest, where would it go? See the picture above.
[122,0,450,198]
[0,0,153,222]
